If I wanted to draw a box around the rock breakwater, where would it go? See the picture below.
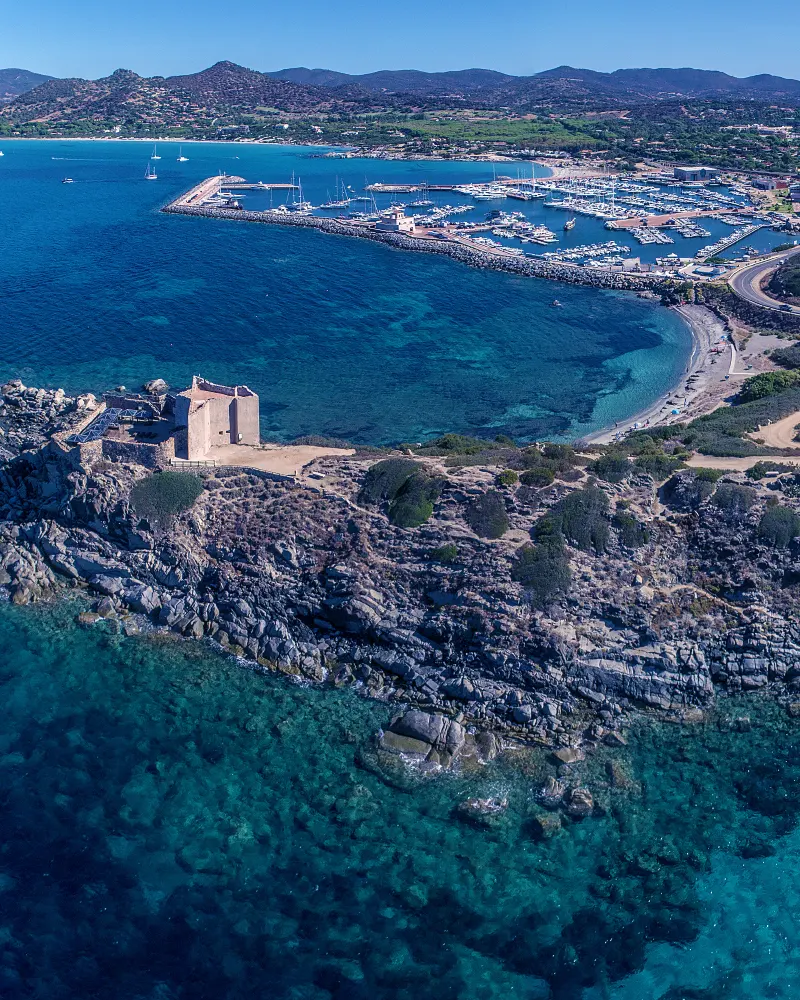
[162,203,663,292]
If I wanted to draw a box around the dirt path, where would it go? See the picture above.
[685,454,800,471]
[747,410,800,450]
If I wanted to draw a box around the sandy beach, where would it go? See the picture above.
[582,304,731,445]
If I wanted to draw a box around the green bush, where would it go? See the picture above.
[746,461,794,480]
[130,471,203,526]
[465,490,510,539]
[613,512,649,549]
[770,343,800,370]
[746,462,769,480]
[540,485,610,553]
[359,458,421,504]
[430,543,459,563]
[518,444,578,477]
[417,433,490,455]
[542,443,575,463]
[511,540,571,607]
[758,505,800,547]
[694,467,725,483]
[589,452,630,483]
[633,453,685,480]
[520,466,555,487]
[389,472,444,528]
[737,370,800,403]
[496,470,519,487]
[710,483,756,517]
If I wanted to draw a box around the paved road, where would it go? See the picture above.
[728,246,800,315]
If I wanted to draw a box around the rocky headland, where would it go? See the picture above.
[2,377,800,780]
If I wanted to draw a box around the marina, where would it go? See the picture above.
[164,166,793,280]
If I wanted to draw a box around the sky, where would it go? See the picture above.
[2,0,799,80]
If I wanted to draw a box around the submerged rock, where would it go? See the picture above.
[536,776,566,810]
[564,787,595,818]
[530,811,562,839]
[456,797,509,828]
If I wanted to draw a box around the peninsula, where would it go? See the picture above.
[6,327,800,774]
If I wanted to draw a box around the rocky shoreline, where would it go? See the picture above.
[3,376,800,774]
[162,203,666,292]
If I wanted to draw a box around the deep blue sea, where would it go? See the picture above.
[2,601,800,1000]
[0,139,694,443]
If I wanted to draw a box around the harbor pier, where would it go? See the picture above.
[162,177,668,293]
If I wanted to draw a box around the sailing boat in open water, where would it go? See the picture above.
[177,146,189,162]
[144,162,157,180]
[151,144,161,160]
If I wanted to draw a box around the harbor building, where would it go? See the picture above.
[375,207,416,234]
[673,166,719,182]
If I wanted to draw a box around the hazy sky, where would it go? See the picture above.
[3,0,799,79]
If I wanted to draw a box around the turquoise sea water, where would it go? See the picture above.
[3,600,800,999]
[0,139,692,443]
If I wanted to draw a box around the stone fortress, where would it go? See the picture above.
[59,376,261,469]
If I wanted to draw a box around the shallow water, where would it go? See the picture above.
[2,600,800,998]
[0,140,691,443]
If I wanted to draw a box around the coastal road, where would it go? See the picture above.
[728,246,800,316]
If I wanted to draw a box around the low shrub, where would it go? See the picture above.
[589,452,630,484]
[465,490,509,539]
[633,453,685,480]
[613,512,649,549]
[747,461,795,480]
[520,467,555,488]
[359,458,421,504]
[542,443,575,463]
[512,539,571,607]
[496,470,519,487]
[540,485,610,553]
[291,434,352,448]
[430,543,458,563]
[758,505,800,547]
[710,483,757,517]
[389,472,444,528]
[694,467,725,483]
[130,471,203,526]
[737,370,800,403]
[518,444,579,477]
[416,433,491,456]
[770,343,800,370]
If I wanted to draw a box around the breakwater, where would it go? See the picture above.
[162,202,664,292]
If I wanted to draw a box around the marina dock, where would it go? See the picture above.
[162,177,666,293]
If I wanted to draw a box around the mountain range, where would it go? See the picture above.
[3,61,800,124]
[269,65,800,102]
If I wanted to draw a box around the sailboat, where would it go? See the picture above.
[144,162,157,180]
[151,144,161,160]
[177,146,189,162]
[287,176,313,213]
